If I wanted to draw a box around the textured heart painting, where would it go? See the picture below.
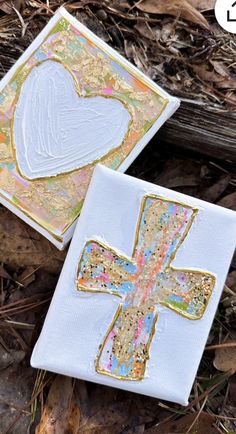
[0,7,178,246]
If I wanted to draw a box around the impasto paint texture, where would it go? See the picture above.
[77,195,216,380]
[0,16,167,241]
[14,60,131,179]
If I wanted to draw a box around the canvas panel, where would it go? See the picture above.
[31,165,236,405]
[0,7,179,248]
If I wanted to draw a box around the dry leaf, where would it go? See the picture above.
[76,382,158,434]
[134,23,157,41]
[0,208,66,274]
[214,343,236,373]
[160,22,176,42]
[0,365,34,434]
[188,0,216,11]
[145,412,218,434]
[78,396,135,433]
[0,0,25,14]
[155,159,200,189]
[0,1,15,14]
[36,375,80,434]
[17,265,36,287]
[136,0,210,29]
[222,296,236,328]
[200,174,231,203]
[191,64,223,82]
[229,376,236,406]
[0,347,25,370]
[217,192,236,211]
[217,79,236,89]
[210,61,231,78]
[0,264,12,280]
[226,270,236,292]
[192,64,236,89]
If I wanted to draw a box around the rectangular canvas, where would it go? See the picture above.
[31,165,236,405]
[0,7,179,249]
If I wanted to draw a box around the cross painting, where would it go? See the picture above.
[77,195,216,381]
[0,8,174,245]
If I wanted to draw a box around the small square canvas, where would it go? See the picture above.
[0,7,179,249]
[31,164,236,405]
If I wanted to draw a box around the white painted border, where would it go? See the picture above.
[0,7,180,249]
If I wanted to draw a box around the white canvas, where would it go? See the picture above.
[0,7,179,249]
[31,165,236,404]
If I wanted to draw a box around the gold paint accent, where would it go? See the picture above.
[76,239,136,298]
[10,57,133,182]
[76,194,216,380]
[0,15,169,241]
[95,304,158,381]
[66,17,169,101]
[133,194,216,320]
[0,142,12,161]
[0,191,64,242]
[0,168,16,192]
[160,267,216,320]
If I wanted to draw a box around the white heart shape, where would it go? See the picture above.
[13,60,131,179]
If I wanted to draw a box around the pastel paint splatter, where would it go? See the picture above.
[77,195,216,381]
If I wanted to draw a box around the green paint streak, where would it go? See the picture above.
[143,120,153,132]
[166,300,188,312]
